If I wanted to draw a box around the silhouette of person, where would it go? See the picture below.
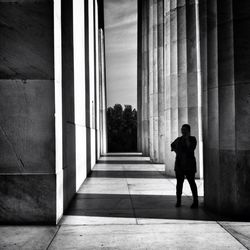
[171,124,198,208]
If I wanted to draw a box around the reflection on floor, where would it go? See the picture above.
[1,154,250,249]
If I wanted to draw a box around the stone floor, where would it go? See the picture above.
[1,154,250,249]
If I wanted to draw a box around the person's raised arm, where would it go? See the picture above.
[171,138,178,152]
[187,136,197,152]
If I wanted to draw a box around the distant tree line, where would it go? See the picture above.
[107,104,137,152]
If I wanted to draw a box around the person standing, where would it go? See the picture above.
[171,124,198,208]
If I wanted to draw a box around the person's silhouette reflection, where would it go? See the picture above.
[171,124,198,208]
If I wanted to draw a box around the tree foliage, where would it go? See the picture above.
[107,104,137,152]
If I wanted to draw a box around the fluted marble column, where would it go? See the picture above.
[152,0,159,161]
[62,0,76,212]
[158,0,165,162]
[95,0,101,159]
[138,0,203,177]
[163,0,173,173]
[199,0,207,178]
[137,0,143,153]
[202,0,250,218]
[148,0,154,159]
[87,0,96,171]
[99,28,107,156]
[186,0,203,178]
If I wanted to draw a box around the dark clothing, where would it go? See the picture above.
[171,135,198,203]
[176,172,198,199]
[171,136,197,175]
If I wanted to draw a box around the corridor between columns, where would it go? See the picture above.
[1,0,250,247]
[62,153,206,223]
[56,155,248,249]
[1,154,249,249]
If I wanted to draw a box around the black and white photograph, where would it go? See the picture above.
[0,0,250,249]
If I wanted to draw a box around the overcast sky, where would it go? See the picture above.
[104,0,137,109]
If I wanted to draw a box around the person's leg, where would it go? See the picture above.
[186,173,198,208]
[175,172,185,207]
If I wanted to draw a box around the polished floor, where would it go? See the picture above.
[1,154,250,249]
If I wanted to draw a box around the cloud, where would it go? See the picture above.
[104,0,137,108]
[105,13,137,30]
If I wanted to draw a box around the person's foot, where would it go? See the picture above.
[175,197,181,207]
[175,201,181,207]
[190,201,198,209]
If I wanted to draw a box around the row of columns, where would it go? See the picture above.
[63,0,107,220]
[0,0,107,224]
[138,0,203,178]
[138,0,250,217]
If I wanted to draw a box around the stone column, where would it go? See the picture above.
[62,0,76,211]
[186,0,203,178]
[96,0,107,157]
[85,0,97,172]
[169,0,179,160]
[88,0,97,171]
[177,1,188,129]
[148,0,154,159]
[95,0,101,159]
[158,0,165,162]
[74,0,87,191]
[163,0,188,175]
[99,29,107,155]
[141,0,150,156]
[203,0,219,207]
[138,0,150,156]
[137,0,143,153]
[204,0,250,218]
[232,0,250,218]
[164,0,173,173]
[152,0,159,161]
[199,0,207,180]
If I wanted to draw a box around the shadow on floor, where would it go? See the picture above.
[103,154,143,157]
[64,193,216,221]
[97,160,152,164]
[89,171,167,178]
[65,193,250,222]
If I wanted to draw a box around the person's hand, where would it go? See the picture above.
[185,136,191,147]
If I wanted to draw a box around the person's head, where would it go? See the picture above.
[181,124,191,136]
